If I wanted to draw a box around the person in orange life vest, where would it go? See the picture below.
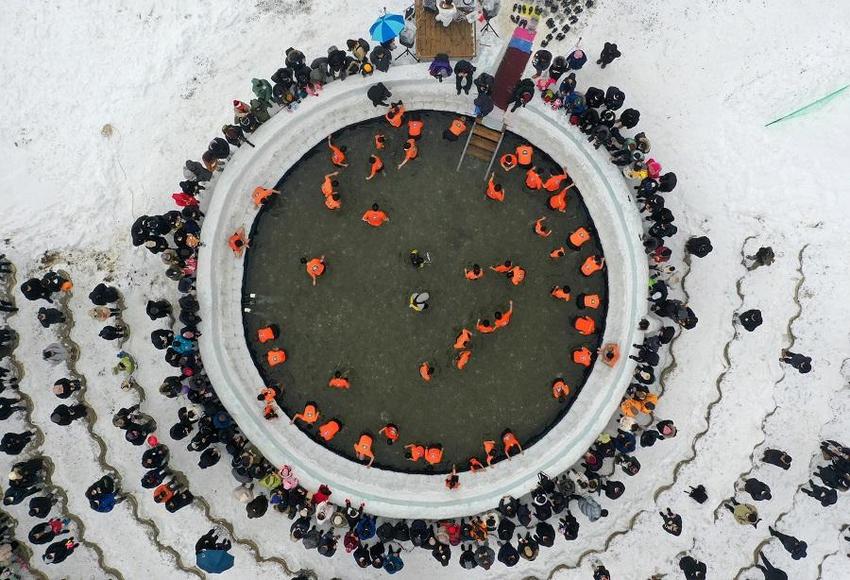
[574,315,596,336]
[365,155,384,180]
[494,300,514,329]
[455,349,472,369]
[534,217,551,237]
[469,457,484,472]
[445,465,460,490]
[552,378,570,401]
[600,343,620,367]
[425,444,443,465]
[525,166,544,190]
[266,348,287,366]
[500,153,518,172]
[551,284,572,301]
[374,132,386,150]
[397,138,418,169]
[385,101,405,127]
[573,346,593,367]
[581,255,605,276]
[252,186,280,207]
[263,401,278,420]
[408,114,424,140]
[442,116,467,141]
[291,402,319,425]
[321,171,339,197]
[454,328,472,349]
[362,203,389,227]
[543,170,569,192]
[228,228,248,257]
[257,325,278,343]
[257,386,279,405]
[464,264,484,280]
[405,443,425,462]
[490,260,513,273]
[319,419,341,441]
[328,371,350,389]
[567,226,592,250]
[476,318,496,334]
[508,264,526,286]
[419,361,434,382]
[550,246,566,260]
[353,433,375,467]
[379,423,399,445]
[549,183,576,212]
[516,144,533,166]
[324,193,342,210]
[301,255,326,286]
[502,429,522,458]
[485,172,505,202]
[483,440,496,466]
[327,136,348,167]
[577,293,601,309]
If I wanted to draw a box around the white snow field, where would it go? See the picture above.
[2,0,850,579]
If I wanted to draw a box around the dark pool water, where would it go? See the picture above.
[242,111,607,473]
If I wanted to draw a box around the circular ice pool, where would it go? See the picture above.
[197,67,646,518]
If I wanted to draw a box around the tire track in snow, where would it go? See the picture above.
[531,232,712,577]
[733,365,850,580]
[192,497,306,578]
[56,286,203,579]
[649,234,757,503]
[711,244,808,521]
[1,263,92,580]
[816,524,849,580]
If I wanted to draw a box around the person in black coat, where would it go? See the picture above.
[742,477,772,501]
[686,235,714,258]
[50,404,88,426]
[474,72,495,95]
[509,78,535,112]
[369,46,391,73]
[4,484,41,506]
[737,309,763,332]
[801,479,837,506]
[660,508,682,536]
[43,538,79,564]
[616,108,640,129]
[146,299,172,320]
[37,307,65,328]
[779,349,812,374]
[246,494,268,518]
[1,431,34,455]
[531,49,551,78]
[604,86,625,110]
[497,540,519,567]
[367,82,392,107]
[99,325,125,341]
[585,86,604,108]
[679,555,707,579]
[208,137,230,160]
[762,448,792,470]
[769,526,807,559]
[597,42,621,68]
[21,278,51,302]
[474,93,494,119]
[454,59,476,95]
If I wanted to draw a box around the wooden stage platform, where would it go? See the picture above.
[414,0,477,58]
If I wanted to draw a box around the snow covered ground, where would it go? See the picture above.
[2,0,850,578]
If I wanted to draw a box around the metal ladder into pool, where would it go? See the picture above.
[456,118,505,180]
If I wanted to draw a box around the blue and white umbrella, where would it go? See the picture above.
[370,12,405,43]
